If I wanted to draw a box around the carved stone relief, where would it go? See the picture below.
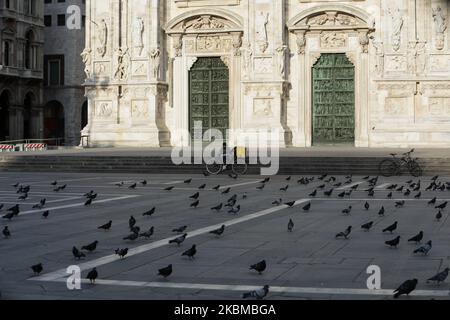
[96,19,108,57]
[256,11,269,53]
[95,101,113,118]
[133,17,145,56]
[320,32,347,48]
[388,6,404,52]
[432,6,447,50]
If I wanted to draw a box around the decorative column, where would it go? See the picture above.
[293,30,307,146]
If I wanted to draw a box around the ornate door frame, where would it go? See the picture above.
[165,9,244,147]
[288,4,374,147]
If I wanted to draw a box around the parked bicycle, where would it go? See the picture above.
[378,149,422,177]
[205,146,248,176]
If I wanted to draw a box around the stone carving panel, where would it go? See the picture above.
[388,6,404,52]
[253,98,273,117]
[131,100,149,118]
[320,32,347,48]
[94,101,114,119]
[432,6,447,51]
[429,55,450,72]
[93,62,110,78]
[385,55,407,72]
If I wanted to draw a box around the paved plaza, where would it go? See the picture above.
[0,171,450,300]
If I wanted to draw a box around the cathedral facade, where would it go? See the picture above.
[81,0,450,148]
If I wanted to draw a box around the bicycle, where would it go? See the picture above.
[205,147,248,176]
[378,149,422,177]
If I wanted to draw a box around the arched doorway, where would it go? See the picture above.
[312,53,355,145]
[189,57,229,141]
[44,100,65,145]
[0,90,11,141]
[81,101,88,129]
[23,92,34,139]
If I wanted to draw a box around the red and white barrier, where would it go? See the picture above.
[0,145,14,152]
[24,143,47,151]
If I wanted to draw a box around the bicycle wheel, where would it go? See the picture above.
[206,163,222,175]
[408,161,422,177]
[232,163,248,175]
[379,159,399,177]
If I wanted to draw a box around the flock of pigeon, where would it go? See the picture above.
[2,173,450,299]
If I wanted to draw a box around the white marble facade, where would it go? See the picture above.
[81,0,450,148]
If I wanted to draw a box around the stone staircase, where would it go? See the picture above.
[1,155,450,175]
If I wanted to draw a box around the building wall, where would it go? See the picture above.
[43,0,86,146]
[0,0,45,141]
[82,0,450,148]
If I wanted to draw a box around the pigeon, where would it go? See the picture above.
[413,240,432,255]
[182,245,197,259]
[243,285,270,300]
[211,203,223,212]
[317,184,326,190]
[228,205,241,214]
[309,190,317,197]
[256,184,266,191]
[280,185,289,192]
[342,206,352,215]
[86,193,98,200]
[408,231,423,244]
[198,184,206,190]
[225,200,236,208]
[324,189,334,197]
[18,193,28,200]
[250,260,267,274]
[59,184,67,190]
[385,236,401,248]
[12,183,19,188]
[0,204,3,211]
[51,181,58,186]
[364,202,370,210]
[98,221,112,231]
[164,186,175,191]
[387,192,393,199]
[3,226,11,238]
[383,222,398,233]
[143,207,156,217]
[169,233,187,246]
[302,203,311,212]
[222,188,231,194]
[42,211,50,219]
[129,183,137,189]
[115,182,124,187]
[272,199,283,206]
[140,227,154,239]
[72,247,86,260]
[394,279,418,298]
[190,192,200,200]
[378,206,385,216]
[190,200,200,208]
[86,268,98,284]
[414,192,422,199]
[31,263,43,275]
[123,232,139,241]
[285,201,296,208]
[286,176,292,181]
[173,226,188,233]
[84,198,93,206]
[213,185,221,191]
[404,189,411,196]
[129,216,136,229]
[158,264,173,278]
[115,248,128,259]
[351,184,360,190]
[395,201,405,208]
[82,241,98,252]
[261,177,270,184]
[435,201,448,210]
[229,173,238,179]
[431,175,439,181]
[288,219,294,232]
[335,226,352,239]
[338,192,346,198]
[141,180,148,186]
[130,226,141,235]
[427,268,449,285]
[210,225,225,237]
[428,197,437,205]
[436,211,443,221]
[2,212,15,220]
[361,221,374,231]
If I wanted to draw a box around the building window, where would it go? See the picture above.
[3,41,10,66]
[44,55,65,86]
